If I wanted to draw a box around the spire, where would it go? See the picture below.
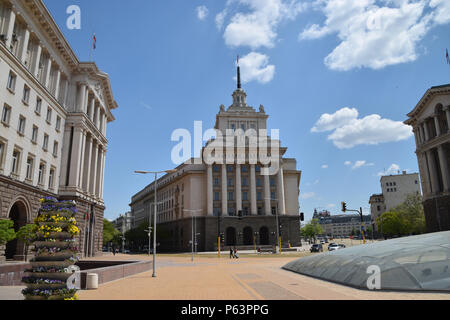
[237,55,241,89]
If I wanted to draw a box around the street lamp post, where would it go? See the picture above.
[184,209,202,262]
[135,169,177,278]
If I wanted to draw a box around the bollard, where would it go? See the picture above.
[86,273,98,290]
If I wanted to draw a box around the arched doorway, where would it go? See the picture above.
[5,201,28,260]
[259,226,269,245]
[226,227,236,246]
[243,226,253,245]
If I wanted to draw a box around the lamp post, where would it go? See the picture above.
[135,169,177,278]
[184,209,202,262]
[253,231,259,253]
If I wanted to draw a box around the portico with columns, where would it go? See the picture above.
[406,84,450,232]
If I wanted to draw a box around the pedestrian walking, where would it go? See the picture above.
[229,247,234,259]
[112,244,116,256]
[234,247,239,259]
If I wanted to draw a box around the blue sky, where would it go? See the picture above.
[44,0,450,222]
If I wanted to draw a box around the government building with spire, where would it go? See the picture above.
[130,64,302,252]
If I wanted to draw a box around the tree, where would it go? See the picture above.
[377,193,426,237]
[16,224,37,261]
[301,219,324,243]
[103,219,121,247]
[0,219,16,245]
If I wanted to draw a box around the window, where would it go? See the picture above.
[1,104,11,125]
[228,192,234,201]
[228,178,233,187]
[46,108,52,124]
[255,165,261,172]
[43,134,49,151]
[213,165,219,173]
[242,166,248,172]
[243,191,248,201]
[256,177,262,187]
[53,141,58,157]
[228,207,235,216]
[18,115,26,135]
[22,85,30,104]
[272,207,277,215]
[38,163,46,185]
[214,192,220,201]
[241,124,245,131]
[257,192,262,201]
[270,178,275,187]
[271,192,276,200]
[56,116,61,131]
[7,72,16,92]
[415,180,418,184]
[257,207,262,215]
[35,98,42,114]
[231,124,235,130]
[214,177,219,186]
[213,207,220,217]
[242,177,248,187]
[31,126,38,143]
[48,168,55,189]
[26,156,34,180]
[11,150,20,174]
[227,165,233,173]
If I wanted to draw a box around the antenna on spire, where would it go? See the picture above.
[237,55,241,89]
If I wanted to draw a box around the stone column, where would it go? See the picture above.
[95,105,100,129]
[54,69,61,100]
[250,164,257,215]
[434,115,441,137]
[206,164,213,216]
[19,27,30,63]
[221,164,227,216]
[423,122,430,141]
[77,130,86,189]
[277,165,286,215]
[438,145,450,192]
[236,164,242,214]
[4,8,16,49]
[89,97,95,120]
[95,146,102,197]
[264,168,271,216]
[68,128,84,188]
[32,43,42,77]
[426,149,440,195]
[99,148,106,199]
[445,106,450,133]
[82,135,92,192]
[43,57,52,89]
[90,140,98,195]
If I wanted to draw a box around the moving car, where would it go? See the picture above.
[328,243,341,251]
[310,244,323,253]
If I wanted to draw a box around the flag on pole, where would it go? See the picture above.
[93,33,97,50]
[237,54,239,66]
[447,49,449,65]
[85,209,89,220]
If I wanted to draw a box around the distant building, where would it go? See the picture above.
[369,171,421,231]
[312,209,330,219]
[317,214,371,238]
[112,212,132,234]
[405,84,450,232]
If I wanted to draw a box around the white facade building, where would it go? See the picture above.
[0,0,117,261]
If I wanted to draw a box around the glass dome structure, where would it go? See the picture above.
[283,231,450,292]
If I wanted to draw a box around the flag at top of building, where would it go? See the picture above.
[447,49,449,65]
[93,33,97,50]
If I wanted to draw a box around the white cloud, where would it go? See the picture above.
[301,192,316,200]
[344,161,352,166]
[215,9,228,29]
[351,160,375,170]
[236,52,275,84]
[299,0,450,71]
[321,164,328,169]
[222,0,307,49]
[378,164,402,176]
[314,179,319,185]
[196,5,209,21]
[312,108,413,149]
[311,107,358,133]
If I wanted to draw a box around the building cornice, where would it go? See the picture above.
[405,84,450,125]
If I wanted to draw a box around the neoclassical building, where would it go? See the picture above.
[405,84,450,232]
[0,0,117,261]
[130,66,302,252]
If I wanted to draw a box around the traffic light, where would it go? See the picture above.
[341,202,347,212]
[220,233,225,243]
[279,224,282,236]
[300,212,304,221]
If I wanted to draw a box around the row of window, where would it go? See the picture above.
[213,191,276,201]
[386,181,396,187]
[387,188,397,192]
[0,140,56,189]
[213,176,276,187]
[1,104,59,156]
[213,206,277,216]
[213,165,263,173]
[7,71,62,130]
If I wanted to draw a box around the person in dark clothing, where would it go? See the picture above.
[230,247,234,259]
[112,244,116,256]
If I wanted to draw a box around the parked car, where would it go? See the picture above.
[328,243,340,251]
[310,244,323,253]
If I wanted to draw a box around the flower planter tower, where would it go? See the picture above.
[22,197,80,300]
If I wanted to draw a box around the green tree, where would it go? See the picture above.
[377,211,408,237]
[301,219,324,243]
[0,219,16,245]
[16,224,37,261]
[103,219,121,247]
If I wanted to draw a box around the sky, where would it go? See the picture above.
[43,0,450,222]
